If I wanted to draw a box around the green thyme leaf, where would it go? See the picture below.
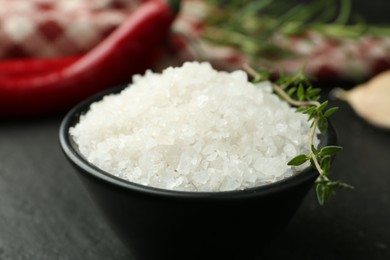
[320,155,332,172]
[298,106,316,115]
[297,84,305,101]
[296,106,309,112]
[307,88,321,97]
[332,181,354,189]
[316,182,335,205]
[256,71,272,82]
[312,95,321,101]
[324,107,339,117]
[287,154,309,166]
[318,114,328,133]
[307,109,318,121]
[311,145,318,155]
[317,100,328,112]
[287,87,297,96]
[319,145,343,156]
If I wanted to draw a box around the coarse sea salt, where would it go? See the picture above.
[70,61,317,192]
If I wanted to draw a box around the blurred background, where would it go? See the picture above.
[293,0,390,24]
[1,0,389,83]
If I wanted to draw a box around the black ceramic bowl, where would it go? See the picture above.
[59,84,337,260]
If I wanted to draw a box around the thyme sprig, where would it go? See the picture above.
[244,64,353,205]
[201,0,390,61]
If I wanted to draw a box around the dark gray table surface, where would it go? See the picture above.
[0,86,389,260]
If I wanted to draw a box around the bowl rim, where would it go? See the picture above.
[59,83,337,200]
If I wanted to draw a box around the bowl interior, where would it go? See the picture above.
[59,83,337,199]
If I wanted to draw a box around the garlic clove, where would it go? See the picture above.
[331,70,390,129]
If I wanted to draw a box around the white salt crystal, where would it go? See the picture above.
[70,61,316,192]
[220,176,240,191]
[192,170,210,185]
[283,143,297,157]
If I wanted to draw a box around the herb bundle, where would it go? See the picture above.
[171,0,389,83]
[202,0,390,62]
[244,64,353,205]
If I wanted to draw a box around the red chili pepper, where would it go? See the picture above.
[0,0,179,118]
[0,56,81,78]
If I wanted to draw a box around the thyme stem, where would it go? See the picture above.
[272,83,321,107]
[243,63,320,107]
[309,118,324,176]
[243,63,351,205]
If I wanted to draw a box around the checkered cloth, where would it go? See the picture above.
[1,0,389,83]
[0,0,143,59]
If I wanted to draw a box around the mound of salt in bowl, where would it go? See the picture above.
[70,61,317,192]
